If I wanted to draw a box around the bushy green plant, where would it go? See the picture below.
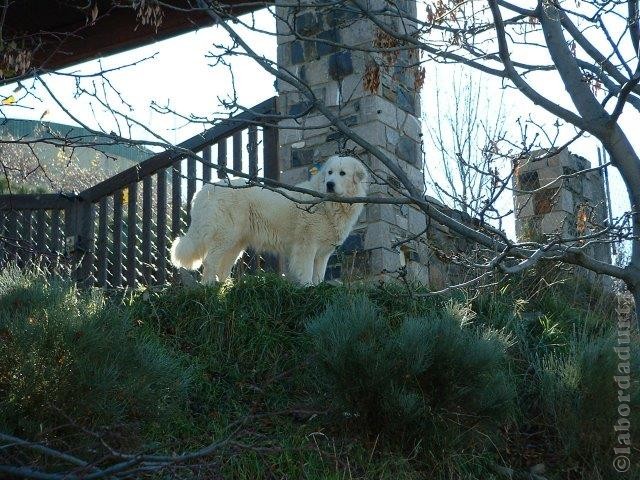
[306,293,517,456]
[535,331,640,476]
[0,267,192,437]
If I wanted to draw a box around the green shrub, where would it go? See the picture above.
[306,293,517,457]
[535,331,640,476]
[0,267,192,437]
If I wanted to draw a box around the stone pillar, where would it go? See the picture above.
[275,0,426,282]
[513,150,612,270]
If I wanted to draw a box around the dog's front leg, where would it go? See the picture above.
[312,249,333,285]
[289,246,316,285]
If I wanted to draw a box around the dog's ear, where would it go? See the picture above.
[307,161,326,192]
[352,162,369,187]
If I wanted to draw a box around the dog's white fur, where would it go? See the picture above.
[170,155,368,285]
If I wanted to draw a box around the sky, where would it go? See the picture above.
[0,6,636,251]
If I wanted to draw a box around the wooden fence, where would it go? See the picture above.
[0,97,279,288]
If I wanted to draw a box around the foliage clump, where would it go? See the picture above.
[0,269,637,479]
[306,293,517,454]
[535,333,640,476]
[0,267,191,438]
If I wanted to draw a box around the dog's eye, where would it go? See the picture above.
[328,170,333,175]
[340,171,346,176]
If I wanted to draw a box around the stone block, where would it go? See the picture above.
[367,203,396,223]
[395,135,419,166]
[294,11,321,36]
[288,101,311,116]
[540,211,571,236]
[400,114,423,141]
[364,220,391,250]
[406,260,429,285]
[338,19,374,48]
[533,187,559,215]
[396,213,408,231]
[537,166,564,188]
[518,170,539,191]
[350,122,386,149]
[407,207,427,235]
[290,41,304,64]
[328,51,353,80]
[514,194,534,217]
[329,5,360,27]
[357,96,397,129]
[280,166,309,186]
[555,188,574,213]
[291,147,316,167]
[396,85,415,115]
[427,256,450,290]
[339,73,365,101]
[369,248,402,275]
[316,29,340,57]
[516,215,543,241]
[385,126,400,146]
[278,124,303,146]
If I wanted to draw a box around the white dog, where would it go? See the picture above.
[170,155,368,285]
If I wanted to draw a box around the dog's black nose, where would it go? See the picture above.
[326,181,335,193]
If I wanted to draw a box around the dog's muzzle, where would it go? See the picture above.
[326,181,335,193]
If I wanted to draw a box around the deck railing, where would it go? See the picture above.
[0,97,279,288]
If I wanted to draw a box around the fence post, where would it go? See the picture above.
[263,124,280,273]
[65,198,95,287]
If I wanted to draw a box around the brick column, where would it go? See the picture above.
[275,0,426,282]
[513,150,612,276]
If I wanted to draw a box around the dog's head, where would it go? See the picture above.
[318,155,369,197]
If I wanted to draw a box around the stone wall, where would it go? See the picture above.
[275,0,427,282]
[513,149,612,271]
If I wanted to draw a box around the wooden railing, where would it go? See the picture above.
[0,97,279,288]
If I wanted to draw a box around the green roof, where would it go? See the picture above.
[0,118,154,163]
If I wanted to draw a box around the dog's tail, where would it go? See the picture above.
[170,232,204,270]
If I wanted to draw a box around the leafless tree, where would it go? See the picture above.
[1,1,639,477]
[425,68,509,223]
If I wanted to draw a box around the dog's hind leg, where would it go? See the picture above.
[217,243,245,281]
[201,249,223,285]
[201,240,244,284]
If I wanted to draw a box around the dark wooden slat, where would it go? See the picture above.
[112,191,124,287]
[171,162,183,283]
[51,210,61,254]
[142,176,153,284]
[217,138,228,179]
[96,197,109,287]
[186,156,197,224]
[77,201,95,287]
[233,131,243,172]
[64,204,76,257]
[80,97,277,202]
[156,169,168,284]
[202,146,212,185]
[172,162,182,238]
[18,210,33,265]
[126,182,138,287]
[262,125,281,273]
[0,194,76,210]
[5,209,18,261]
[35,210,47,253]
[248,125,258,180]
[263,125,280,181]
